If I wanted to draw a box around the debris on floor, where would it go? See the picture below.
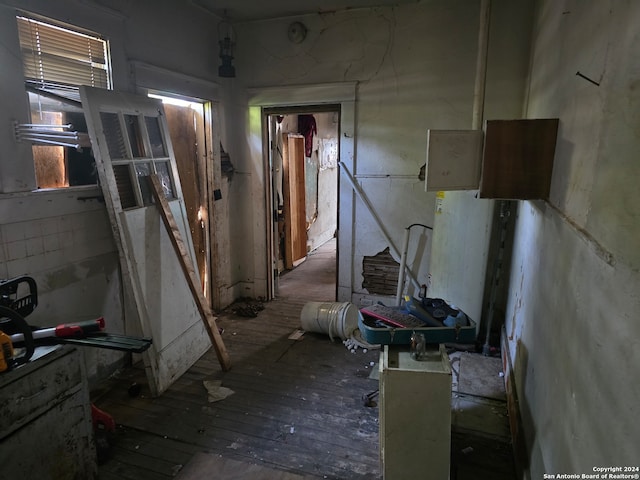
[343,334,378,353]
[225,297,265,317]
[203,380,234,403]
[288,329,305,340]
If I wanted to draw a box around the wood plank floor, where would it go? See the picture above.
[94,239,516,479]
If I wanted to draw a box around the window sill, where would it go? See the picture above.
[0,184,101,200]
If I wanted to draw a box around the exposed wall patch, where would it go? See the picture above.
[362,247,399,295]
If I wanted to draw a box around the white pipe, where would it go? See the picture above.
[340,161,420,290]
[19,136,81,150]
[15,123,73,129]
[472,0,491,130]
[18,132,82,140]
[395,226,411,306]
[475,0,500,351]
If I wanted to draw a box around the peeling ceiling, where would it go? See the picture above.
[191,0,420,22]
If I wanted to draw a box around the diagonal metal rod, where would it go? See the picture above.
[340,161,420,291]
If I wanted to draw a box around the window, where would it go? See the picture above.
[98,110,176,208]
[16,14,112,188]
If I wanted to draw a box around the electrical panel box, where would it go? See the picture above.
[425,129,483,192]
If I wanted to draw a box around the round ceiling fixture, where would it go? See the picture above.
[288,21,307,44]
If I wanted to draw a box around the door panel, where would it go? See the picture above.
[283,134,307,268]
[164,104,208,295]
[80,86,214,396]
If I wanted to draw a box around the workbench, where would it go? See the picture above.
[0,345,97,478]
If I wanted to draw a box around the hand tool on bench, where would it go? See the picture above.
[8,317,152,354]
[1,275,152,373]
[9,317,105,342]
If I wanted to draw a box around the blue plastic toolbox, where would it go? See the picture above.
[358,298,477,345]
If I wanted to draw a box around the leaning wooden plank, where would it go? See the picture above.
[149,174,231,371]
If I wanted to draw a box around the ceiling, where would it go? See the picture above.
[192,0,420,22]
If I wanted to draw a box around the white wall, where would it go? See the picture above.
[279,112,338,252]
[0,0,229,384]
[507,1,640,475]
[428,0,535,325]
[307,112,339,251]
[232,2,502,304]
[0,188,125,383]
[0,6,35,192]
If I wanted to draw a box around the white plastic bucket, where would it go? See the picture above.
[300,302,359,341]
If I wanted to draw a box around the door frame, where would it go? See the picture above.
[266,108,338,273]
[130,60,225,310]
[248,82,357,302]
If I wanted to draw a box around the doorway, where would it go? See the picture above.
[265,107,340,299]
[148,93,215,305]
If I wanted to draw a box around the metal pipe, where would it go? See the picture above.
[17,131,81,139]
[472,0,491,130]
[472,0,495,352]
[395,227,411,306]
[340,161,421,290]
[15,123,74,129]
[19,136,81,150]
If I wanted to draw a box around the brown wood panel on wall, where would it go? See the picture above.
[165,104,207,293]
[32,112,67,188]
[480,119,559,199]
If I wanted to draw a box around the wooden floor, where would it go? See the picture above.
[94,239,516,479]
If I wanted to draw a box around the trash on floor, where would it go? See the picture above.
[203,380,234,403]
[298,301,380,353]
[288,329,305,340]
[225,297,265,318]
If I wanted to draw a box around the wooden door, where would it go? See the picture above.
[80,86,223,395]
[282,134,307,269]
[164,104,208,295]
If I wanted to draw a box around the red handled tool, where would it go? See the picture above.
[9,318,152,354]
[9,316,152,354]
[1,276,152,370]
[10,317,105,343]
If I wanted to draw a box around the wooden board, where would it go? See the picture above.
[282,134,307,269]
[32,112,67,188]
[175,453,312,480]
[80,86,218,395]
[149,174,230,371]
[164,104,208,295]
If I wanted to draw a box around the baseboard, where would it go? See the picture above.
[501,326,529,479]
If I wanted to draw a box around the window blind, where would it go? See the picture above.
[17,16,111,101]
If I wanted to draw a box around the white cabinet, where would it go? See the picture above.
[425,129,484,191]
[379,344,452,480]
[425,118,559,199]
